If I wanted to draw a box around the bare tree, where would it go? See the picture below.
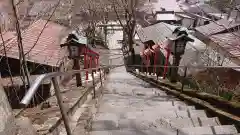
[111,0,137,64]
[10,0,31,88]
[73,0,111,47]
[0,0,15,31]
[206,0,240,19]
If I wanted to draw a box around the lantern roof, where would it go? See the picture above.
[144,40,155,45]
[69,37,87,45]
[60,37,87,48]
[77,36,87,45]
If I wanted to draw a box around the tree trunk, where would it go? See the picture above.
[128,32,135,65]
[104,26,107,46]
[131,47,135,65]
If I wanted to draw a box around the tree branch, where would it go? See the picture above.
[24,0,61,56]
[10,0,30,87]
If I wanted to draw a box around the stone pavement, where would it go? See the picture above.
[87,66,239,135]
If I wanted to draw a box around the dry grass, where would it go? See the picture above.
[191,68,240,102]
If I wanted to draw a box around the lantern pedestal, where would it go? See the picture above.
[73,59,82,87]
[170,55,181,83]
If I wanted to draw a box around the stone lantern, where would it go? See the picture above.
[167,27,194,83]
[60,34,87,59]
[60,34,87,87]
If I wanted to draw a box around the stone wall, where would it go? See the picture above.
[0,80,16,135]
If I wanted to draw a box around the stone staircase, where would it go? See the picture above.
[87,67,239,135]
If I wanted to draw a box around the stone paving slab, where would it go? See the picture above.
[92,120,118,131]
[97,106,196,114]
[94,110,207,124]
[213,125,238,134]
[90,125,238,135]
[124,110,207,119]
[89,128,178,135]
[89,127,238,135]
[180,125,238,135]
[94,113,119,121]
[99,100,189,109]
[117,119,152,130]
[156,117,220,129]
[188,110,207,118]
[101,93,178,101]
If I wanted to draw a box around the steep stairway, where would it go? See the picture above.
[88,67,239,135]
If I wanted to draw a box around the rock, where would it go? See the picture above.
[16,116,37,135]
[0,83,17,135]
[41,102,51,110]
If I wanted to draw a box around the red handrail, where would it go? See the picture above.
[140,43,171,78]
[83,46,100,80]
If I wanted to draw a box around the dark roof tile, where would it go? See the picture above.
[210,31,240,61]
[195,19,240,36]
[137,22,175,44]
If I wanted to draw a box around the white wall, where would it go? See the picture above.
[182,18,195,28]
[107,30,123,49]
[0,0,15,31]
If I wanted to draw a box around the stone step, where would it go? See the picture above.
[93,109,207,122]
[97,105,196,113]
[90,125,239,135]
[156,117,221,129]
[91,119,173,131]
[89,128,178,135]
[92,117,220,131]
[99,100,189,110]
[102,92,169,99]
[102,93,178,101]
[180,125,238,135]
[124,110,207,120]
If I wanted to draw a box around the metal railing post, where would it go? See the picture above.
[51,77,72,135]
[181,67,187,92]
[91,69,96,99]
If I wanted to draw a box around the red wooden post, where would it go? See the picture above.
[86,48,89,80]
[89,56,92,79]
[140,51,144,72]
[146,54,149,74]
[152,44,160,74]
[154,52,157,74]
[84,48,86,80]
